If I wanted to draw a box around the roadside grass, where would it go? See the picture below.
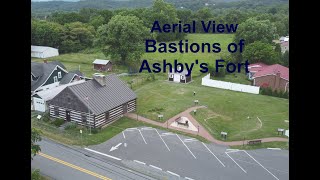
[32,115,209,146]
[135,79,289,141]
[231,141,289,150]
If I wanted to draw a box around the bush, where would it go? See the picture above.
[51,118,65,127]
[91,128,99,134]
[42,112,50,122]
[260,87,288,99]
[31,169,41,180]
[64,122,77,130]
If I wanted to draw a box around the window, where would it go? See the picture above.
[53,76,58,83]
[81,114,87,122]
[58,72,62,78]
[54,107,59,116]
[170,74,174,78]
[180,75,185,80]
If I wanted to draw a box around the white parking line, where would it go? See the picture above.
[134,160,146,165]
[243,151,280,180]
[161,132,175,136]
[141,127,153,130]
[267,148,281,150]
[176,134,197,159]
[185,177,195,180]
[226,149,239,151]
[184,138,198,143]
[124,129,135,132]
[225,152,247,173]
[154,129,171,151]
[149,165,162,171]
[84,148,122,161]
[127,128,138,130]
[138,129,147,144]
[167,171,180,177]
[122,131,125,139]
[202,142,225,167]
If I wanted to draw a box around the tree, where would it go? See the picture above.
[99,15,150,65]
[281,50,289,67]
[234,18,276,45]
[31,128,41,160]
[242,41,278,64]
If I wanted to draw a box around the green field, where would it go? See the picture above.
[135,79,289,141]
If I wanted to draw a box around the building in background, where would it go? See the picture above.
[31,45,59,58]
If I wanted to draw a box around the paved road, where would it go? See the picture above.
[31,138,157,180]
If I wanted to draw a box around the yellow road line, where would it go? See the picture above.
[38,152,111,180]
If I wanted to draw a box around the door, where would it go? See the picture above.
[66,110,71,121]
[173,74,180,82]
[123,103,127,114]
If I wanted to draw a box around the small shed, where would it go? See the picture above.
[31,45,59,58]
[168,67,192,83]
[93,59,112,72]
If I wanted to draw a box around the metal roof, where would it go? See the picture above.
[93,59,110,65]
[31,45,58,52]
[35,80,86,101]
[66,74,136,115]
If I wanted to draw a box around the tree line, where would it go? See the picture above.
[31,0,289,67]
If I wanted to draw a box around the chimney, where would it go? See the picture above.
[93,73,106,86]
[43,59,48,64]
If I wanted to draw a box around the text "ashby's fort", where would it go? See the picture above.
[150,20,239,33]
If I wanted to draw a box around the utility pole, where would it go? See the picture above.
[85,96,92,135]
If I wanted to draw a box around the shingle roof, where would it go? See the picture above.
[93,59,110,65]
[49,61,66,70]
[59,73,77,85]
[248,62,268,73]
[253,64,289,80]
[67,74,136,115]
[31,62,57,91]
[31,61,67,91]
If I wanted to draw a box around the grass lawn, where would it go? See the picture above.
[32,115,209,146]
[135,79,289,141]
[231,141,289,150]
[142,34,234,77]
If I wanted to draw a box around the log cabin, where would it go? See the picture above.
[48,73,137,128]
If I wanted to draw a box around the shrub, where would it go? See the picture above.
[42,112,50,122]
[64,122,77,130]
[31,169,41,180]
[51,118,65,127]
[91,128,99,134]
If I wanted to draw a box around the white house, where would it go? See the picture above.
[168,68,192,83]
[31,45,59,58]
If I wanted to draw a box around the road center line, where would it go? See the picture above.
[202,142,225,167]
[225,152,247,173]
[154,129,170,151]
[138,129,147,144]
[176,134,196,159]
[38,152,111,180]
[243,151,280,180]
[133,160,146,165]
[167,170,180,177]
[84,148,122,161]
[149,165,162,171]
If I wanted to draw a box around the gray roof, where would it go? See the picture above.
[59,73,77,85]
[67,74,136,115]
[170,69,190,75]
[69,70,84,77]
[31,61,67,91]
[49,60,66,70]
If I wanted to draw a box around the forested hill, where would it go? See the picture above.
[32,0,288,16]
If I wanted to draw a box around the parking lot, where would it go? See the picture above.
[86,126,289,180]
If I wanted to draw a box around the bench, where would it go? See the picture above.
[175,118,189,127]
[247,140,262,145]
